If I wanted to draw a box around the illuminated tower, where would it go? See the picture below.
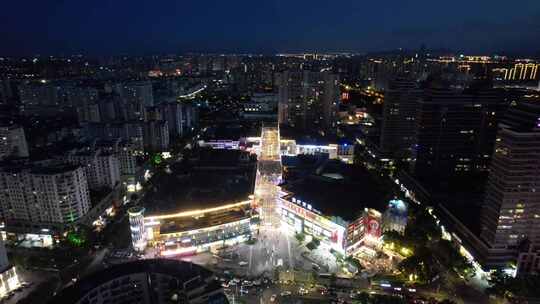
[254,124,282,227]
[128,207,147,252]
[479,102,540,274]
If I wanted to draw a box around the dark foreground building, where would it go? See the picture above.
[50,259,228,304]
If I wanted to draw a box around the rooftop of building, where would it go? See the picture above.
[0,123,23,130]
[196,148,256,168]
[68,148,115,157]
[158,206,251,235]
[50,259,224,304]
[200,122,260,141]
[30,163,82,175]
[28,139,88,161]
[501,100,540,132]
[279,125,353,146]
[0,160,81,175]
[142,149,255,216]
[280,159,391,222]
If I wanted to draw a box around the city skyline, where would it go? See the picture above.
[2,2,540,302]
[1,0,540,56]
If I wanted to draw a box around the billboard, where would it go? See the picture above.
[364,209,382,238]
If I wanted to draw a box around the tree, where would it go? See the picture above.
[345,256,363,271]
[382,230,410,253]
[434,240,475,279]
[295,233,305,243]
[486,270,540,300]
[355,291,370,303]
[404,209,441,246]
[398,246,438,284]
[382,230,404,244]
[307,238,321,251]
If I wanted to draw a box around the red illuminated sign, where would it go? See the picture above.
[365,215,381,238]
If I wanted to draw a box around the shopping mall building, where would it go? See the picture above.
[278,189,402,255]
[129,193,406,258]
[129,201,258,256]
[128,125,406,258]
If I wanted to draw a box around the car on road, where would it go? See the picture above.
[298,287,309,295]
[280,291,292,297]
[238,261,248,266]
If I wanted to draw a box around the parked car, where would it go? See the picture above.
[280,291,292,297]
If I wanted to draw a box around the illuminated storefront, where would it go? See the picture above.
[140,200,257,257]
[347,209,382,255]
[199,137,354,164]
[0,267,20,299]
[279,192,347,253]
[279,190,386,256]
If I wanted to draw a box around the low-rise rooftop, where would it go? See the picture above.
[281,159,390,221]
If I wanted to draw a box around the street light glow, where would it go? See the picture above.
[144,200,252,221]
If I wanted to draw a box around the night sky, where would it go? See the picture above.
[2,0,540,55]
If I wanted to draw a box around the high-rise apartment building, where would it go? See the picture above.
[76,103,101,123]
[143,120,169,151]
[63,86,99,107]
[0,125,29,160]
[115,82,154,119]
[276,70,339,133]
[18,81,59,105]
[479,101,540,274]
[0,163,91,224]
[183,102,197,130]
[0,77,13,104]
[158,102,183,137]
[97,96,123,122]
[156,102,198,137]
[380,78,421,159]
[413,83,505,177]
[82,122,144,151]
[94,139,138,176]
[66,149,121,190]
